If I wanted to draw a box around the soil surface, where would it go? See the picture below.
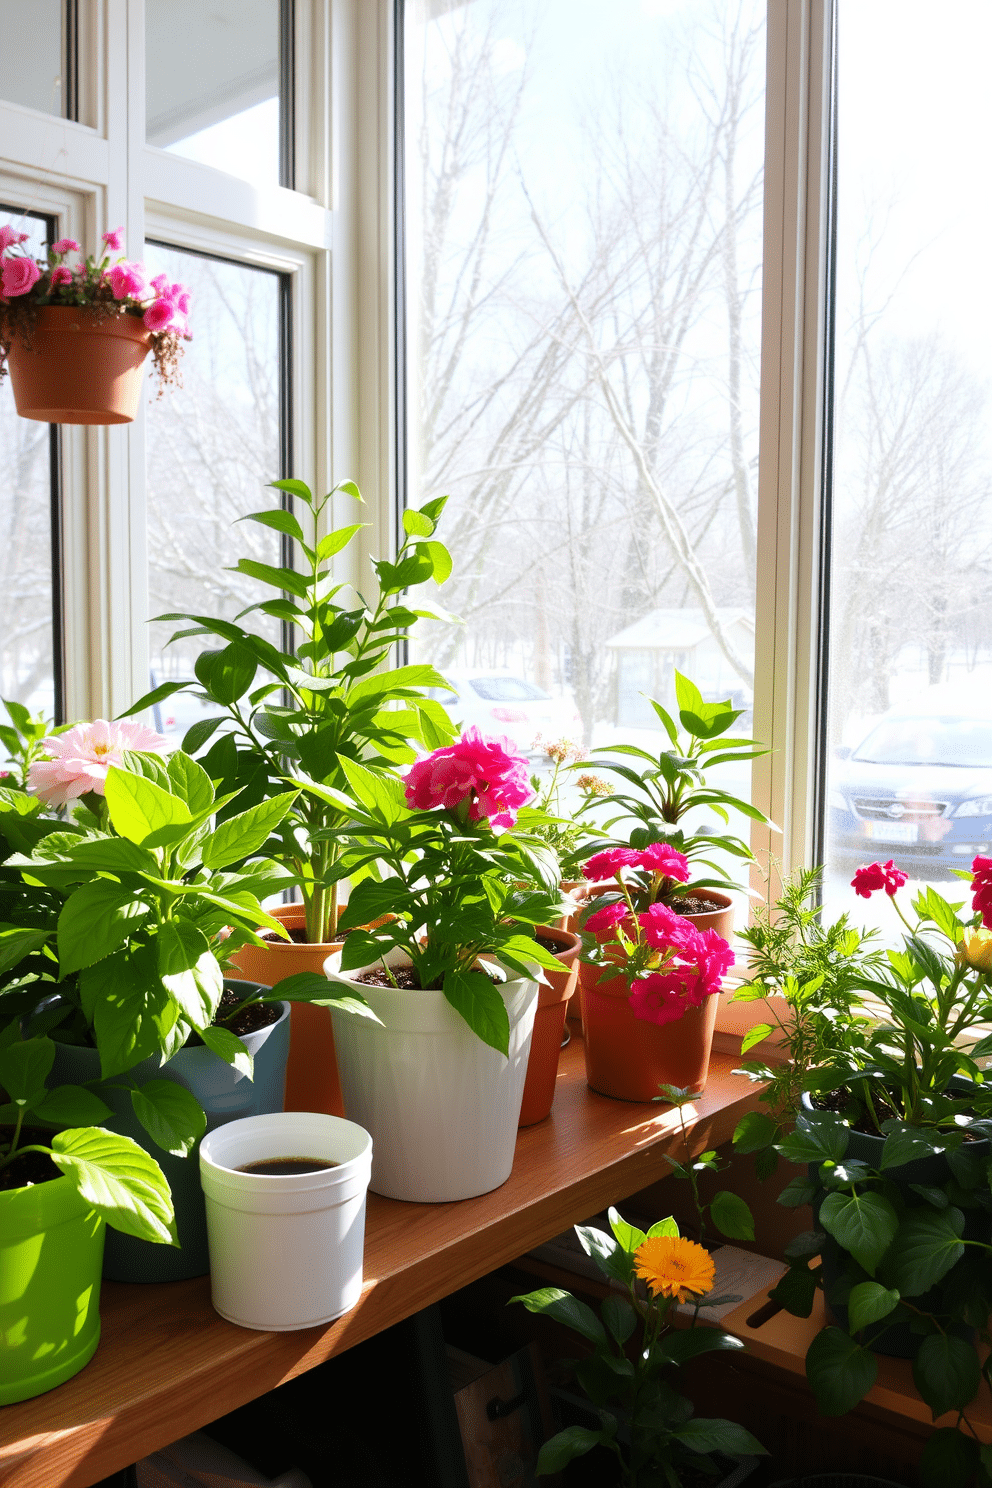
[0,1128,62,1192]
[535,932,565,955]
[262,924,355,946]
[670,894,726,916]
[813,1088,987,1138]
[354,964,500,992]
[208,986,281,1038]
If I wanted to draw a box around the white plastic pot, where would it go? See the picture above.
[199,1111,372,1331]
[325,948,538,1203]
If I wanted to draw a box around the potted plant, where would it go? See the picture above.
[737,859,992,1488]
[125,476,457,1117]
[510,1205,766,1485]
[319,729,567,1200]
[0,225,190,423]
[0,722,375,1280]
[577,883,735,1101]
[0,1028,174,1403]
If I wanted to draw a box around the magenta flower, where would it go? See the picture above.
[108,261,149,301]
[49,266,73,287]
[584,899,631,936]
[971,856,992,929]
[1,256,40,298]
[143,298,179,332]
[51,237,80,256]
[150,272,171,295]
[102,226,125,252]
[28,719,170,808]
[404,726,533,830]
[638,900,697,951]
[638,842,690,881]
[851,860,907,899]
[627,920,733,1026]
[583,846,640,881]
[0,225,29,253]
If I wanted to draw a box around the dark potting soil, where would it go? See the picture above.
[672,894,725,916]
[237,1157,339,1176]
[209,986,281,1039]
[354,964,501,992]
[0,1127,62,1192]
[534,932,564,955]
[261,925,355,946]
[813,1088,986,1139]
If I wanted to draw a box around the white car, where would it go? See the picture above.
[429,671,583,756]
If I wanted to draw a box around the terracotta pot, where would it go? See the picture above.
[582,965,719,1101]
[7,305,152,424]
[518,926,581,1127]
[229,905,345,1118]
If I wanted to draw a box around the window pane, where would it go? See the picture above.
[0,209,58,721]
[403,0,765,891]
[143,245,286,741]
[145,0,285,188]
[823,1,992,929]
[0,0,66,117]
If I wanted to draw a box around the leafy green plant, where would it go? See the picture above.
[0,698,53,789]
[0,750,376,1157]
[0,1028,175,1244]
[127,479,458,944]
[576,672,770,905]
[511,1206,765,1486]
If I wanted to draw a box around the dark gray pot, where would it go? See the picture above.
[48,983,290,1283]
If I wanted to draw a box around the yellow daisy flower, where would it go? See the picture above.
[633,1235,715,1303]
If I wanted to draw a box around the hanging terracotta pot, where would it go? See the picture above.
[229,904,345,1119]
[6,305,152,424]
[518,926,581,1127]
[582,965,719,1101]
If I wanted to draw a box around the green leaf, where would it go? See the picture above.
[778,1174,818,1208]
[166,752,215,815]
[673,1418,767,1456]
[104,767,191,845]
[66,836,159,874]
[194,642,259,705]
[420,540,452,583]
[575,1224,633,1285]
[402,508,435,537]
[913,1334,981,1420]
[230,558,310,599]
[741,1022,774,1053]
[658,1329,744,1366]
[601,1295,637,1346]
[442,969,510,1056]
[0,925,50,975]
[881,1125,947,1171]
[921,1429,981,1488]
[769,1264,818,1318]
[31,1084,112,1126]
[644,1215,680,1239]
[777,1113,850,1166]
[710,1189,755,1241]
[200,791,299,870]
[0,1037,55,1106]
[535,1427,609,1476]
[888,1209,966,1296]
[805,1326,877,1415]
[847,1281,901,1334]
[315,523,367,562]
[156,923,222,1030]
[733,1110,779,1155]
[130,1080,208,1157]
[608,1205,648,1253]
[57,881,150,975]
[819,1189,899,1276]
[508,1287,606,1345]
[51,1127,177,1245]
[197,1024,253,1079]
[242,506,308,545]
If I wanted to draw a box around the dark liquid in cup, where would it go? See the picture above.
[237,1156,339,1176]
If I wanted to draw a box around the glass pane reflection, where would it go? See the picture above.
[0,0,65,117]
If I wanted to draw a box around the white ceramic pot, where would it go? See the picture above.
[325,948,539,1203]
[199,1111,372,1331]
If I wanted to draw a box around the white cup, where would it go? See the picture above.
[200,1111,373,1331]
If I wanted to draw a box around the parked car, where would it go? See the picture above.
[428,671,583,757]
[828,701,992,877]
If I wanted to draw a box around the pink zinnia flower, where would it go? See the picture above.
[583,847,640,881]
[102,226,125,252]
[27,719,170,808]
[404,727,533,830]
[1,256,41,298]
[49,266,73,287]
[628,922,733,1026]
[108,261,149,301]
[150,273,171,295]
[143,298,179,332]
[584,899,631,937]
[0,225,29,253]
[972,856,992,929]
[851,860,906,899]
[638,842,691,882]
[51,237,80,256]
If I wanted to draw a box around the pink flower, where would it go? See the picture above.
[404,727,533,830]
[49,266,73,287]
[629,971,704,1026]
[972,856,992,928]
[639,900,697,951]
[851,860,907,899]
[1,256,41,298]
[583,847,640,881]
[143,298,179,332]
[0,225,29,253]
[102,226,125,252]
[108,261,150,301]
[638,842,690,882]
[27,719,170,808]
[51,237,80,256]
[151,273,171,295]
[584,899,631,936]
[627,923,733,1026]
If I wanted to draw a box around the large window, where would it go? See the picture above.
[402,0,766,895]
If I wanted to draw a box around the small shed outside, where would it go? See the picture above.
[604,608,755,729]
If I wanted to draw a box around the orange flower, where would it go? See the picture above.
[634,1235,715,1303]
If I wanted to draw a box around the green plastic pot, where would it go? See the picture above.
[0,1173,105,1405]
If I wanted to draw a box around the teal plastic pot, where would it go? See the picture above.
[0,1173,105,1404]
[48,986,290,1284]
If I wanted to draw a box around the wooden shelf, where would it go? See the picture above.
[3,1038,765,1488]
